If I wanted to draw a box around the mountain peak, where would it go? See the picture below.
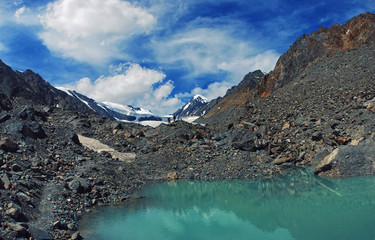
[173,94,211,118]
[193,94,208,102]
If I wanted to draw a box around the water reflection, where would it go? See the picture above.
[80,170,375,240]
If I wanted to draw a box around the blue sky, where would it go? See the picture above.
[0,0,374,115]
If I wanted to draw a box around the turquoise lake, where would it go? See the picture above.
[79,170,375,240]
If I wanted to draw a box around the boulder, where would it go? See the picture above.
[0,114,11,123]
[68,178,91,193]
[6,223,30,238]
[314,142,375,177]
[0,138,19,153]
[21,122,47,139]
[0,93,12,111]
[56,127,81,145]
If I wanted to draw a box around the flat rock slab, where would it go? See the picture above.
[78,135,135,163]
[314,141,375,177]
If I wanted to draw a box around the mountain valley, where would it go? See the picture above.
[1,12,375,239]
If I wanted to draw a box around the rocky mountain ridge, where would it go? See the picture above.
[173,95,209,118]
[0,62,94,115]
[56,87,165,124]
[202,12,375,118]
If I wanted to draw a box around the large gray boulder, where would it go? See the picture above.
[314,142,375,177]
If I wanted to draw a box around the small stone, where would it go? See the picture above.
[312,132,323,141]
[52,220,68,230]
[5,207,21,219]
[71,231,83,240]
[1,174,11,189]
[167,171,178,180]
[11,164,22,172]
[272,156,293,165]
[282,122,290,130]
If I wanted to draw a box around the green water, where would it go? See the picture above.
[79,171,375,240]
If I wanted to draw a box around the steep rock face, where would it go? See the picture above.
[254,12,375,98]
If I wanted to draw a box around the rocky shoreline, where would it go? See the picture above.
[0,97,287,239]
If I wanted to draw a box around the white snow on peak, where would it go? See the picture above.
[193,94,208,102]
[102,101,153,115]
[56,86,73,97]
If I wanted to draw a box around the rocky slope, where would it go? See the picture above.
[198,12,375,176]
[202,70,265,118]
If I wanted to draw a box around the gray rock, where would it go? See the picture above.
[1,174,11,189]
[21,122,47,139]
[312,131,323,141]
[71,232,83,240]
[0,138,19,153]
[0,113,11,123]
[5,207,21,219]
[314,142,375,177]
[6,223,29,238]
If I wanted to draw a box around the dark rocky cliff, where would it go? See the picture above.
[0,60,94,114]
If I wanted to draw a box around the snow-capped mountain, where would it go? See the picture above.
[173,94,210,118]
[56,87,166,124]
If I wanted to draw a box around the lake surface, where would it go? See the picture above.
[79,170,375,240]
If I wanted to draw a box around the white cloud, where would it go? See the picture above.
[152,27,278,81]
[218,50,279,79]
[14,5,40,25]
[63,63,182,115]
[152,27,278,101]
[39,0,156,64]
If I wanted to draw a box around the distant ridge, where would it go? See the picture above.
[173,94,209,118]
[56,87,166,124]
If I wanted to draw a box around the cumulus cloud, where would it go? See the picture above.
[63,63,182,115]
[39,0,156,64]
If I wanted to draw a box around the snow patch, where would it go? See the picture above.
[183,102,191,111]
[56,86,73,97]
